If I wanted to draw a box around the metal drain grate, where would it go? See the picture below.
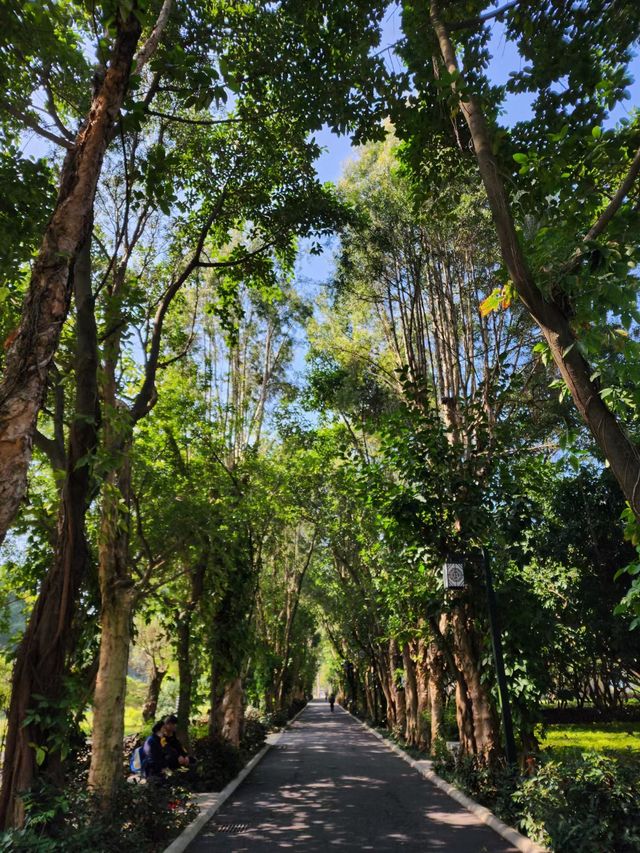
[215,823,250,834]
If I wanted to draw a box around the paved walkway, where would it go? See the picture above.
[186,700,519,852]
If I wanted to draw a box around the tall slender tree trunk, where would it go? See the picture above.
[389,639,406,735]
[426,639,445,751]
[0,12,142,546]
[414,638,432,751]
[363,670,376,721]
[88,583,135,799]
[430,0,640,520]
[208,658,221,740]
[0,234,98,829]
[219,677,244,746]
[176,616,193,748]
[450,606,500,761]
[376,651,396,728]
[142,662,167,723]
[402,643,419,746]
[87,448,135,804]
[175,547,207,747]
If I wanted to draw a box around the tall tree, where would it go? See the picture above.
[0,0,175,544]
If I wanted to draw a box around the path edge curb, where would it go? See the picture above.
[161,703,308,853]
[347,707,548,853]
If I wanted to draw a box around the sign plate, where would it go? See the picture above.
[443,558,465,589]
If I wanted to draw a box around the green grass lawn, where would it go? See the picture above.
[538,721,640,760]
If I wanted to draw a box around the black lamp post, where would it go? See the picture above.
[443,549,517,766]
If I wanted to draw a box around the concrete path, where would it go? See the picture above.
[185,701,518,852]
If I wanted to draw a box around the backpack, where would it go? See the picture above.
[129,744,145,774]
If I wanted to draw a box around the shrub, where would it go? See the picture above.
[240,715,268,758]
[0,778,196,852]
[514,751,640,852]
[191,735,243,793]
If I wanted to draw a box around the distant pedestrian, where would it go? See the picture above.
[329,693,335,712]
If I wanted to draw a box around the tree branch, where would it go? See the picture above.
[449,0,519,31]
[197,239,278,269]
[41,75,75,141]
[129,193,229,422]
[134,0,173,75]
[585,145,640,242]
[145,109,243,126]
[0,100,73,150]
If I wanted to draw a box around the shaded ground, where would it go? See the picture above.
[186,700,519,852]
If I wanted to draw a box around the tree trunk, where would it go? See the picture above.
[426,639,445,750]
[363,669,376,721]
[450,606,500,761]
[0,11,141,546]
[376,650,396,729]
[430,0,640,520]
[175,547,207,747]
[414,639,431,751]
[87,584,135,800]
[208,657,222,739]
[455,677,477,755]
[142,663,167,724]
[402,643,419,747]
[389,639,406,736]
[219,677,244,747]
[87,448,134,804]
[0,234,98,829]
[176,615,193,748]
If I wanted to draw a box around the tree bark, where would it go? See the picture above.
[430,0,640,519]
[142,663,167,724]
[87,448,135,803]
[219,677,244,747]
[0,10,142,545]
[176,615,193,747]
[414,638,431,751]
[0,233,99,829]
[426,639,445,750]
[87,582,135,800]
[402,643,419,747]
[389,639,406,736]
[450,606,500,761]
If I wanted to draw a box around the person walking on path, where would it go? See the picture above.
[329,692,335,712]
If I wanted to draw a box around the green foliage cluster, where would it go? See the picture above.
[190,735,244,793]
[434,748,640,853]
[0,779,196,853]
[514,753,640,853]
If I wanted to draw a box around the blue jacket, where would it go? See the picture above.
[142,732,179,778]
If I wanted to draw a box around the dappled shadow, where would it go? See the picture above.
[186,701,518,852]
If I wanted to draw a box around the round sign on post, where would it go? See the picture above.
[443,555,465,589]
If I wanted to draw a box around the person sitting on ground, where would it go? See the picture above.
[143,720,180,783]
[162,714,196,769]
